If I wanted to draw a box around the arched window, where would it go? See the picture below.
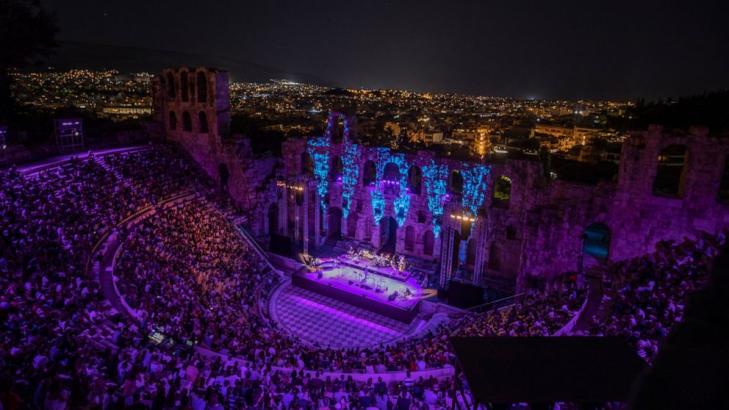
[719,155,729,203]
[329,156,343,182]
[168,111,177,130]
[196,71,207,103]
[405,226,415,251]
[583,223,610,262]
[166,72,176,99]
[407,166,422,195]
[653,145,688,197]
[417,210,426,224]
[362,160,376,186]
[180,71,189,102]
[423,230,434,256]
[182,112,192,132]
[449,171,463,195]
[301,152,314,176]
[332,117,345,144]
[383,163,401,182]
[198,112,209,133]
[493,176,511,208]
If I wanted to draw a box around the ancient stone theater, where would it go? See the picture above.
[155,66,729,297]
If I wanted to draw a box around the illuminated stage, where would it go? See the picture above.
[293,254,425,322]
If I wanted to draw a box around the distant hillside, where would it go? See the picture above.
[46,41,332,85]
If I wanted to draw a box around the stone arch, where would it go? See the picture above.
[653,144,688,197]
[362,160,376,186]
[182,112,192,132]
[332,116,345,144]
[493,175,511,208]
[449,170,463,195]
[168,111,177,130]
[583,223,610,262]
[268,203,279,235]
[423,230,434,256]
[407,165,422,195]
[383,162,401,182]
[196,71,208,103]
[329,156,343,182]
[166,72,176,99]
[404,226,415,251]
[180,70,190,102]
[198,112,209,133]
[301,152,314,176]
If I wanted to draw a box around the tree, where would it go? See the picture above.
[0,0,58,119]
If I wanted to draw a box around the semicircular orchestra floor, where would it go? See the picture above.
[270,283,417,349]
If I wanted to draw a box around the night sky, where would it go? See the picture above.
[42,0,729,100]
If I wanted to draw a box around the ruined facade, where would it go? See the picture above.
[153,67,277,234]
[156,67,729,292]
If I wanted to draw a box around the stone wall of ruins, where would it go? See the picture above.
[155,67,729,292]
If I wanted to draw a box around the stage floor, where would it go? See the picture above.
[270,284,412,349]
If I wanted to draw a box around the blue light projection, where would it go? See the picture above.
[369,148,390,225]
[307,136,330,210]
[370,189,385,224]
[368,148,411,226]
[461,164,491,217]
[324,112,351,143]
[422,161,448,237]
[388,153,411,227]
[341,143,360,218]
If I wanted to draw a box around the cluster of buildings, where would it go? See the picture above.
[12,69,632,163]
[10,69,153,120]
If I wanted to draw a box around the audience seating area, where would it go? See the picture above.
[0,144,723,409]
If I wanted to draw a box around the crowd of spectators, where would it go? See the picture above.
[455,281,585,337]
[586,233,724,362]
[0,144,722,409]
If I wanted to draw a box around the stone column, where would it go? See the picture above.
[293,203,299,244]
[472,220,487,284]
[303,184,309,256]
[279,185,288,237]
[438,227,454,288]
[314,193,322,248]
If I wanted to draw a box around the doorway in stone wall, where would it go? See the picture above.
[328,207,343,240]
[379,216,397,254]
